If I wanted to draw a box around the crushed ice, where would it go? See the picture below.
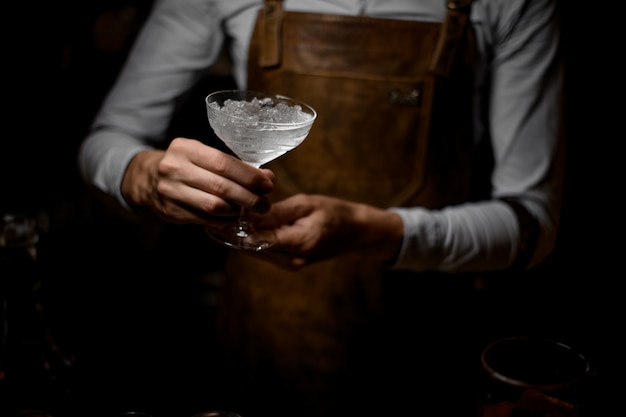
[210,97,311,124]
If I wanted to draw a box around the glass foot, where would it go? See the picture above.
[206,223,275,251]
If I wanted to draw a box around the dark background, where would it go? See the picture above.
[1,1,623,416]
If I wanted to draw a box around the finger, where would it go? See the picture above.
[254,195,311,228]
[162,161,271,214]
[259,168,275,181]
[190,145,274,194]
[190,166,272,212]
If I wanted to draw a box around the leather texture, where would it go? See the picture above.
[218,1,479,415]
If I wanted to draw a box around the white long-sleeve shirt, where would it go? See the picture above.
[78,0,565,273]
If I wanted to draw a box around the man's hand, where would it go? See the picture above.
[121,137,275,226]
[254,194,404,270]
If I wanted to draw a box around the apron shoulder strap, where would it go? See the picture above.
[430,0,474,77]
[259,0,283,67]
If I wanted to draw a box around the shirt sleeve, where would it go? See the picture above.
[77,0,227,210]
[390,0,565,273]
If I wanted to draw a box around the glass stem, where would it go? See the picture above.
[235,206,250,238]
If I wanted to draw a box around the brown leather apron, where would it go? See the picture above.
[217,1,480,415]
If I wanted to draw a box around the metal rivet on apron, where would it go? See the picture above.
[448,0,468,11]
[388,87,422,107]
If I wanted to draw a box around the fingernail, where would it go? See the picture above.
[261,178,274,193]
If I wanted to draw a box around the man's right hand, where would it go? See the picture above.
[121,137,275,226]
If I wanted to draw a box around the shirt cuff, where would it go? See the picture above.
[78,129,153,211]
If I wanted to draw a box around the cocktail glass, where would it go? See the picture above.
[205,89,316,251]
